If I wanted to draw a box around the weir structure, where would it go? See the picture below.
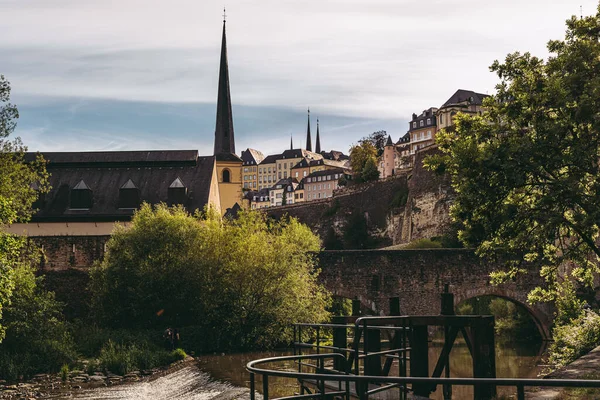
[247,291,600,400]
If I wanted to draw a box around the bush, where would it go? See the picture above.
[404,239,442,249]
[90,205,330,351]
[97,340,176,375]
[549,310,600,367]
[171,348,187,361]
[60,364,69,382]
[0,264,77,380]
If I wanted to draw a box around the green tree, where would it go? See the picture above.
[425,7,600,303]
[361,130,387,156]
[349,141,378,183]
[90,204,330,350]
[0,75,48,342]
[361,156,380,182]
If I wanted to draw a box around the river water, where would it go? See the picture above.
[67,338,545,399]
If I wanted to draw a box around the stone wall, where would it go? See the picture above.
[267,175,409,248]
[399,146,454,244]
[31,235,110,270]
[266,146,454,247]
[316,249,553,339]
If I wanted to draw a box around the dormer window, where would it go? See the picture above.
[70,180,93,209]
[119,179,140,209]
[168,177,187,206]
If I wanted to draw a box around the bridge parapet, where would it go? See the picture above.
[316,249,553,340]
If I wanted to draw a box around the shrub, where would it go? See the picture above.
[404,239,442,249]
[90,205,330,351]
[549,310,600,367]
[171,348,187,361]
[60,364,69,382]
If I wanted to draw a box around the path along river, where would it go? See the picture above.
[64,338,545,400]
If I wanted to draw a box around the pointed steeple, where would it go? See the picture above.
[306,108,312,152]
[386,135,393,146]
[290,134,293,150]
[214,11,236,156]
[315,118,322,153]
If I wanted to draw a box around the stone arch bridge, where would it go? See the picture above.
[317,249,553,340]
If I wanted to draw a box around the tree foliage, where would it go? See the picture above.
[361,130,388,156]
[425,7,600,303]
[349,141,378,183]
[90,204,331,350]
[0,75,48,342]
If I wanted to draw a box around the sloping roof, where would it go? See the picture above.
[321,150,349,161]
[306,168,347,178]
[291,158,310,169]
[224,202,242,219]
[26,150,199,167]
[260,154,283,164]
[216,152,242,162]
[386,135,393,146]
[29,151,217,222]
[241,148,265,165]
[441,89,489,108]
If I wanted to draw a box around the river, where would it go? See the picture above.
[66,338,545,399]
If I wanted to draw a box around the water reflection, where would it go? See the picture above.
[198,337,546,400]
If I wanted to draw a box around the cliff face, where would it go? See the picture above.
[398,146,455,244]
[267,146,454,248]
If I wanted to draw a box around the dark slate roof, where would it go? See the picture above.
[243,188,270,200]
[291,158,310,169]
[224,202,242,219]
[26,150,199,168]
[241,148,265,165]
[441,89,489,108]
[29,151,217,222]
[386,135,393,146]
[305,168,347,179]
[216,152,242,162]
[408,107,438,132]
[260,154,284,164]
[321,150,349,161]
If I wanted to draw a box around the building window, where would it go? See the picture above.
[118,179,140,209]
[419,120,424,127]
[284,171,288,178]
[426,118,431,125]
[168,177,188,205]
[222,169,231,183]
[70,180,93,209]
[440,114,444,124]
[412,122,416,128]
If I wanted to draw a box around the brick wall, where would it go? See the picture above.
[31,235,110,270]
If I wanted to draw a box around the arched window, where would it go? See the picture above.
[222,169,231,183]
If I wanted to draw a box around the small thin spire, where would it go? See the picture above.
[223,7,227,22]
[305,108,312,152]
[290,134,293,150]
[315,118,321,153]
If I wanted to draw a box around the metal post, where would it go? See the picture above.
[352,298,361,316]
[517,384,525,400]
[440,285,454,399]
[410,324,430,397]
[250,372,255,400]
[262,375,269,400]
[333,316,348,372]
[472,316,497,399]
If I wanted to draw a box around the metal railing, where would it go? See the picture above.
[247,353,600,400]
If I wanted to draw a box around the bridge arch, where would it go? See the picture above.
[317,249,554,341]
[454,290,551,341]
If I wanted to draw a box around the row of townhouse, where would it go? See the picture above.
[378,89,488,178]
[244,168,352,209]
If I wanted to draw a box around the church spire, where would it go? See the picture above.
[315,118,321,153]
[214,11,236,156]
[306,108,312,152]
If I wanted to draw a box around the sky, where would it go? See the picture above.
[0,0,596,156]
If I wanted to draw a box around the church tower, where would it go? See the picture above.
[214,11,243,215]
[305,109,312,152]
[315,118,321,154]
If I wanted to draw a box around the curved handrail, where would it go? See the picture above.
[247,353,600,400]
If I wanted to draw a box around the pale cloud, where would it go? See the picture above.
[0,0,595,152]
